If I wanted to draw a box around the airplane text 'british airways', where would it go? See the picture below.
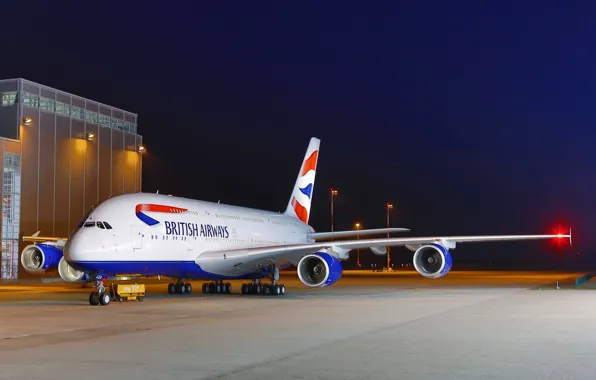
[164,221,230,238]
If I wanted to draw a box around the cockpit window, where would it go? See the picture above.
[103,222,113,229]
[83,222,95,228]
[97,222,105,229]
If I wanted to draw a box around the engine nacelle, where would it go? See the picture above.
[58,256,90,283]
[297,252,343,288]
[412,243,453,279]
[20,243,64,272]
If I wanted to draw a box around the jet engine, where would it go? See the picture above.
[297,252,343,287]
[58,256,90,283]
[412,243,453,279]
[20,243,63,272]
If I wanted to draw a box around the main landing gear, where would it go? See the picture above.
[240,264,286,296]
[167,279,192,295]
[201,280,232,294]
[240,279,286,296]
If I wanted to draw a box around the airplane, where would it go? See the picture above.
[20,137,571,306]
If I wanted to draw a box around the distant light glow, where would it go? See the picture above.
[548,223,572,249]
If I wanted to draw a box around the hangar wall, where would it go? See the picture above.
[0,78,143,279]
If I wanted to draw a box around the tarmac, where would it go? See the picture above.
[1,270,596,380]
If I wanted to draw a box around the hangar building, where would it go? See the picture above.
[0,78,143,279]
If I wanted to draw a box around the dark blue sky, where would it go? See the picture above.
[1,1,591,268]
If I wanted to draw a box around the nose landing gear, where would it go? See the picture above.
[89,277,111,306]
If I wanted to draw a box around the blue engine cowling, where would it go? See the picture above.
[297,252,343,287]
[412,243,453,279]
[20,244,64,272]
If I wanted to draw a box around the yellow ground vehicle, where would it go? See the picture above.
[109,283,145,302]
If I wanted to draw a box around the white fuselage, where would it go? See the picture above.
[64,193,314,279]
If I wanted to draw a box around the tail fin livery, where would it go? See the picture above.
[284,137,320,224]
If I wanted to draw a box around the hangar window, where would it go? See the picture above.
[55,102,68,116]
[1,153,20,279]
[18,90,137,134]
[99,114,110,127]
[21,92,39,108]
[70,105,82,120]
[39,97,55,112]
[1,92,17,106]
[117,119,126,131]
[86,110,99,124]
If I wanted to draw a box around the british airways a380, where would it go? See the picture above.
[20,137,570,306]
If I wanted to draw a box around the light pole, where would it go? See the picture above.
[386,203,394,270]
[354,222,361,268]
[330,189,338,238]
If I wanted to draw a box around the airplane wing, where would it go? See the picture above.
[308,227,409,240]
[22,231,68,245]
[195,231,571,276]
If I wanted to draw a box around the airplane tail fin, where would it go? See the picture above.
[284,137,320,224]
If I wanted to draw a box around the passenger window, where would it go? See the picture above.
[84,222,95,228]
[103,222,113,229]
[97,222,105,229]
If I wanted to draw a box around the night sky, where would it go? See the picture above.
[1,1,590,269]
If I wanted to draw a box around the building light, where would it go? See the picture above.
[138,145,146,153]
[86,133,95,141]
[22,117,32,126]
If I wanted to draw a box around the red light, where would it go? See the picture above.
[547,223,572,249]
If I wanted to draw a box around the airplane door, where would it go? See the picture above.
[131,226,142,249]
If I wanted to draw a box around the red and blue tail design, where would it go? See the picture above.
[284,137,320,224]
[135,204,188,226]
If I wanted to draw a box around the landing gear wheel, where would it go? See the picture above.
[99,292,111,306]
[279,284,286,295]
[241,284,247,294]
[168,283,176,294]
[89,292,99,305]
[184,283,192,294]
[272,285,281,296]
[202,283,209,293]
[224,282,232,294]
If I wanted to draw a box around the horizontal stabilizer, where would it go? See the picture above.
[309,228,409,241]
